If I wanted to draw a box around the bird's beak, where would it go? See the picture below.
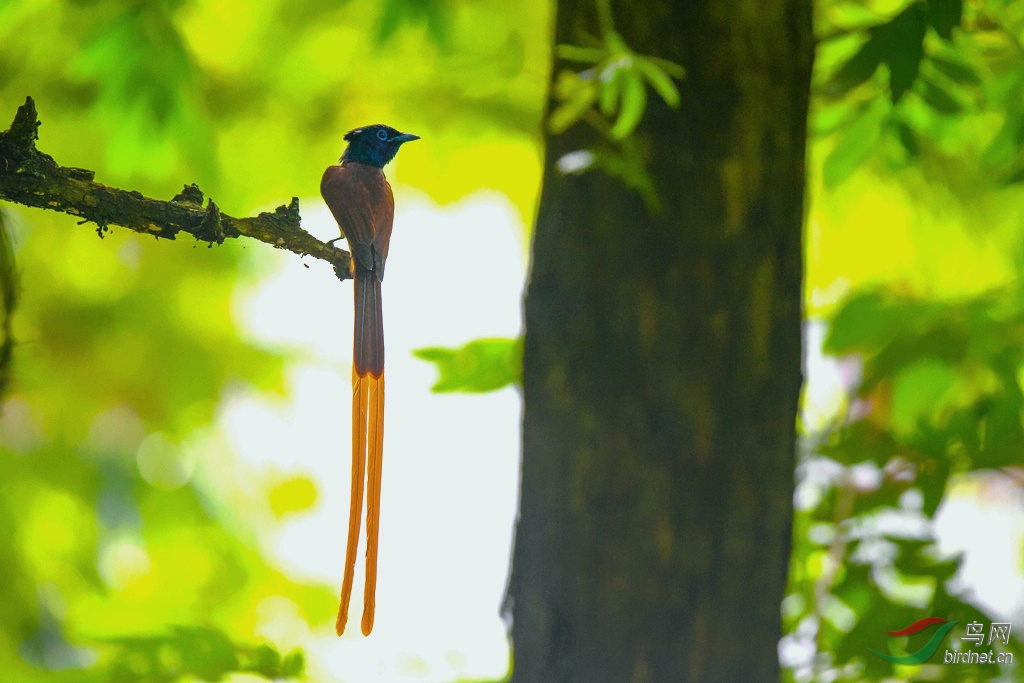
[392,132,420,144]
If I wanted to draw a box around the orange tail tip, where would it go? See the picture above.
[361,372,384,636]
[337,370,370,636]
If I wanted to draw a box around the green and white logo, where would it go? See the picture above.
[869,617,958,665]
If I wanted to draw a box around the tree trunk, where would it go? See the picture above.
[508,0,813,680]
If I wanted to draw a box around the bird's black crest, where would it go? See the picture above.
[340,124,419,168]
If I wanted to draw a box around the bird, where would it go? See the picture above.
[320,124,419,636]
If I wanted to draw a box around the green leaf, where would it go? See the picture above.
[377,0,405,43]
[246,644,282,677]
[927,0,962,41]
[636,57,681,108]
[829,3,892,32]
[549,71,598,134]
[968,395,1024,469]
[891,539,959,582]
[928,54,980,85]
[556,44,607,63]
[822,99,887,187]
[892,119,919,157]
[600,66,623,116]
[916,78,962,115]
[591,145,661,213]
[1003,165,1024,185]
[96,627,306,682]
[413,337,522,393]
[825,291,899,354]
[424,0,451,46]
[605,31,629,56]
[831,565,920,670]
[907,425,954,516]
[812,101,865,137]
[168,627,240,680]
[880,3,927,102]
[890,358,958,435]
[827,37,885,97]
[982,113,1024,168]
[850,481,916,516]
[377,0,451,46]
[819,421,899,467]
[281,649,305,678]
[610,71,646,139]
[647,55,686,79]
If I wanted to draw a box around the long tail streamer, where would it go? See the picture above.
[362,372,384,635]
[337,370,368,636]
[336,370,385,636]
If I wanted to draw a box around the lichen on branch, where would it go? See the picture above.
[0,97,353,280]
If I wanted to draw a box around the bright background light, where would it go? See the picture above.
[222,189,527,682]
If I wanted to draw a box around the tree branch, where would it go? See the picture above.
[0,97,353,280]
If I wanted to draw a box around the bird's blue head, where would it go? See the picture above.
[340,124,420,168]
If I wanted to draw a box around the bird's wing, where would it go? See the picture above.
[372,181,395,278]
[321,163,395,277]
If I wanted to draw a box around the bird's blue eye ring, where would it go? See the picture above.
[376,129,388,141]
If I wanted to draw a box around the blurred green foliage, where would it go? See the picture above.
[786,288,1024,680]
[787,0,1024,680]
[815,0,1024,188]
[0,0,548,680]
[518,0,683,214]
[413,337,521,393]
[0,205,328,679]
[66,626,305,682]
[549,0,685,141]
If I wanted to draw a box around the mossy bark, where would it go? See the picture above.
[509,0,812,680]
[0,98,352,278]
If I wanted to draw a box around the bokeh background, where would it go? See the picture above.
[1,0,1024,681]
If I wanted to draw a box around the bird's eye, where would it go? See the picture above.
[376,129,388,141]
